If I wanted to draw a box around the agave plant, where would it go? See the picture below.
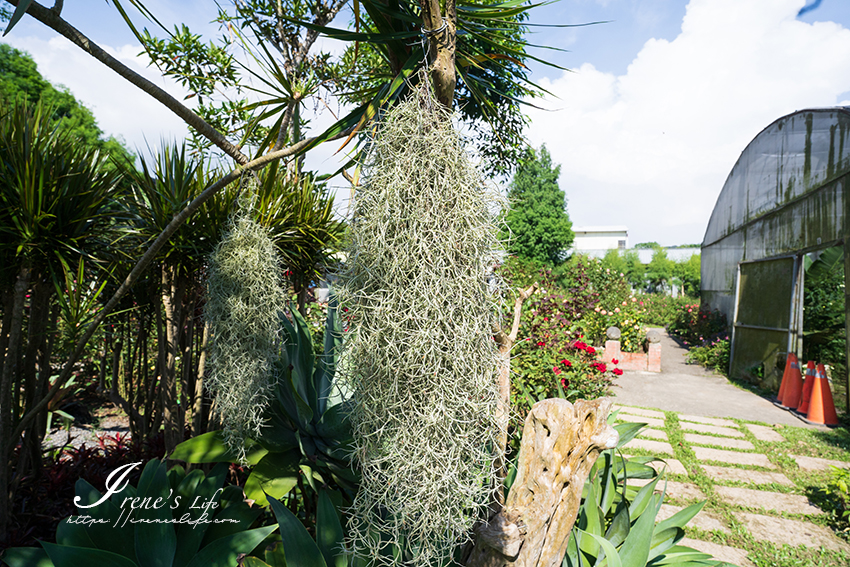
[564,418,732,567]
[171,301,355,507]
[0,459,277,567]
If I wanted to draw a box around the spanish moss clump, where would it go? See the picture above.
[335,85,504,567]
[205,188,286,462]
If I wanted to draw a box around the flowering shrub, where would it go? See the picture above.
[580,295,647,352]
[667,302,728,346]
[498,257,620,424]
[686,337,730,375]
[639,294,693,326]
[512,335,617,422]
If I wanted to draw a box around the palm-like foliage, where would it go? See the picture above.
[0,98,124,271]
[253,161,345,312]
[0,97,124,539]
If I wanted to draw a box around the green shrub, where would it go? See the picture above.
[1,460,276,567]
[512,337,616,422]
[639,294,692,327]
[686,338,731,375]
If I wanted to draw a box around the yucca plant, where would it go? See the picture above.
[120,143,239,452]
[252,161,345,316]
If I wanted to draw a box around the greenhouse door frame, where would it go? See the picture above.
[729,254,805,378]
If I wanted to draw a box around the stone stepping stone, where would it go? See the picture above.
[681,538,754,567]
[679,414,737,428]
[621,455,688,477]
[692,447,775,468]
[680,422,744,438]
[624,438,673,455]
[638,428,667,440]
[684,433,755,451]
[792,455,850,471]
[650,458,688,477]
[617,415,665,428]
[714,486,823,515]
[629,478,705,501]
[615,406,666,419]
[744,423,784,442]
[657,503,729,533]
[700,465,793,486]
[740,513,850,553]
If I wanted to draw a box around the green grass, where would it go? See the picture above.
[615,405,850,566]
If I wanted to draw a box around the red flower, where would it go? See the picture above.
[574,341,587,350]
[553,367,561,375]
[612,358,619,365]
[612,368,623,376]
[561,359,572,367]
[537,341,545,347]
[586,346,596,355]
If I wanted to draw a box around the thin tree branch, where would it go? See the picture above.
[508,283,538,342]
[5,0,250,165]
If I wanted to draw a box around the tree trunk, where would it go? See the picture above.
[18,278,52,485]
[0,263,32,542]
[192,319,210,435]
[466,398,617,567]
[0,288,14,382]
[492,283,538,511]
[419,0,457,107]
[161,265,187,454]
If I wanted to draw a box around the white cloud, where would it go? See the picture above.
[3,34,191,155]
[525,0,850,245]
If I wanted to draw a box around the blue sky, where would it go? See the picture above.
[3,0,850,245]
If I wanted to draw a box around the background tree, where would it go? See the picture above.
[634,241,661,249]
[0,98,124,532]
[0,43,134,167]
[503,145,574,266]
[673,252,700,297]
[645,246,674,293]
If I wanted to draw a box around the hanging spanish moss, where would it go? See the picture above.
[204,181,286,462]
[335,83,505,567]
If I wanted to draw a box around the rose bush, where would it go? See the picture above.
[668,302,728,346]
[580,295,647,353]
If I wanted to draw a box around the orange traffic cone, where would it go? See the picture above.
[777,353,797,404]
[781,358,805,410]
[806,365,839,426]
[797,362,818,414]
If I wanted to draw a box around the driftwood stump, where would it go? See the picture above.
[467,398,618,567]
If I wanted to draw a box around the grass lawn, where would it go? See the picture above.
[616,407,850,567]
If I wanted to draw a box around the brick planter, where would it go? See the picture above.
[602,339,661,372]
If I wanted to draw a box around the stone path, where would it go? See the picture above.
[612,403,850,566]
[605,329,848,565]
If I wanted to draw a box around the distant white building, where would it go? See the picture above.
[571,226,628,258]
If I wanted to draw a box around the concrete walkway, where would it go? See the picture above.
[610,329,821,428]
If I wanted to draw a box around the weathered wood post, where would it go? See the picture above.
[467,398,618,567]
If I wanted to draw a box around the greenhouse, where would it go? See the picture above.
[702,107,850,398]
